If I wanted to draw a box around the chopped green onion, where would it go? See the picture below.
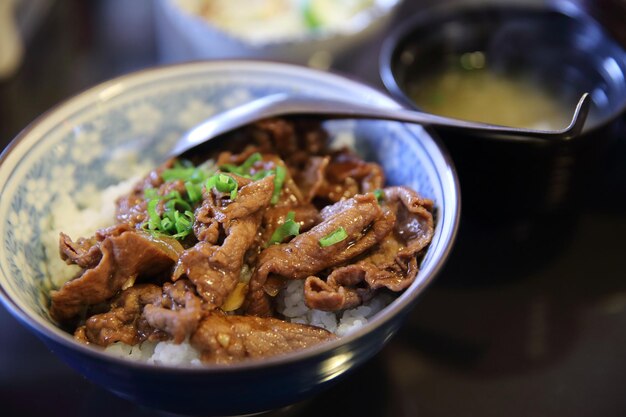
[161,167,200,182]
[185,181,203,204]
[160,216,174,231]
[216,174,238,200]
[206,173,238,200]
[162,159,208,183]
[251,169,273,181]
[236,152,262,172]
[146,199,161,231]
[241,152,262,168]
[142,175,202,240]
[267,211,300,246]
[172,211,194,238]
[271,165,286,205]
[302,0,321,30]
[373,189,384,203]
[220,152,262,177]
[141,159,213,240]
[162,160,212,205]
[164,191,193,212]
[319,227,348,247]
[219,164,239,174]
[144,188,159,200]
[205,174,217,190]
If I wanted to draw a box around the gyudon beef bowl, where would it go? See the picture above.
[0,61,459,416]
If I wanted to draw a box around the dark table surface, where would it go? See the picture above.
[1,1,626,416]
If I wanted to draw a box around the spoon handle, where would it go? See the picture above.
[171,92,590,157]
[266,93,590,142]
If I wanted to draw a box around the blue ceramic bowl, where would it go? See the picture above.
[0,61,459,416]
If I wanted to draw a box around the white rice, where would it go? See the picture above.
[45,173,392,365]
[42,176,142,289]
[276,280,393,337]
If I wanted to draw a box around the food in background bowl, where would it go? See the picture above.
[0,61,458,415]
[49,118,434,365]
[178,0,376,43]
[155,0,400,67]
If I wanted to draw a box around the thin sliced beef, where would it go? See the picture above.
[216,146,262,167]
[247,119,328,169]
[51,230,183,321]
[255,194,386,280]
[297,155,330,202]
[143,280,205,343]
[245,193,394,316]
[191,312,335,364]
[76,280,206,346]
[94,223,135,239]
[304,243,418,311]
[74,284,166,346]
[59,223,134,268]
[60,234,101,269]
[326,150,384,195]
[193,173,257,243]
[384,186,435,256]
[177,219,260,308]
[252,119,299,160]
[304,265,374,311]
[219,174,275,222]
[297,151,385,203]
[176,176,274,307]
[304,186,434,311]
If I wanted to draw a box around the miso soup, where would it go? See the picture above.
[408,53,572,130]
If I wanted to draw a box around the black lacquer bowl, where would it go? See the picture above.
[380,2,626,225]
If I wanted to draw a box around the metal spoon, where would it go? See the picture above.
[169,92,591,158]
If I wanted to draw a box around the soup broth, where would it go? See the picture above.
[409,57,571,130]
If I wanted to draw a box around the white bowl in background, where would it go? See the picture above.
[154,0,401,68]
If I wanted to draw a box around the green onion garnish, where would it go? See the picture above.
[171,210,195,238]
[220,152,262,177]
[271,165,286,205]
[185,181,203,204]
[267,211,300,246]
[141,160,212,240]
[251,170,273,181]
[161,160,211,205]
[302,0,321,30]
[373,189,384,203]
[161,160,208,183]
[142,191,195,240]
[206,173,238,200]
[144,187,159,200]
[319,227,348,247]
[163,191,192,212]
[161,167,199,182]
[146,198,161,231]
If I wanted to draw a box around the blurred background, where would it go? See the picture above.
[1,1,626,416]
